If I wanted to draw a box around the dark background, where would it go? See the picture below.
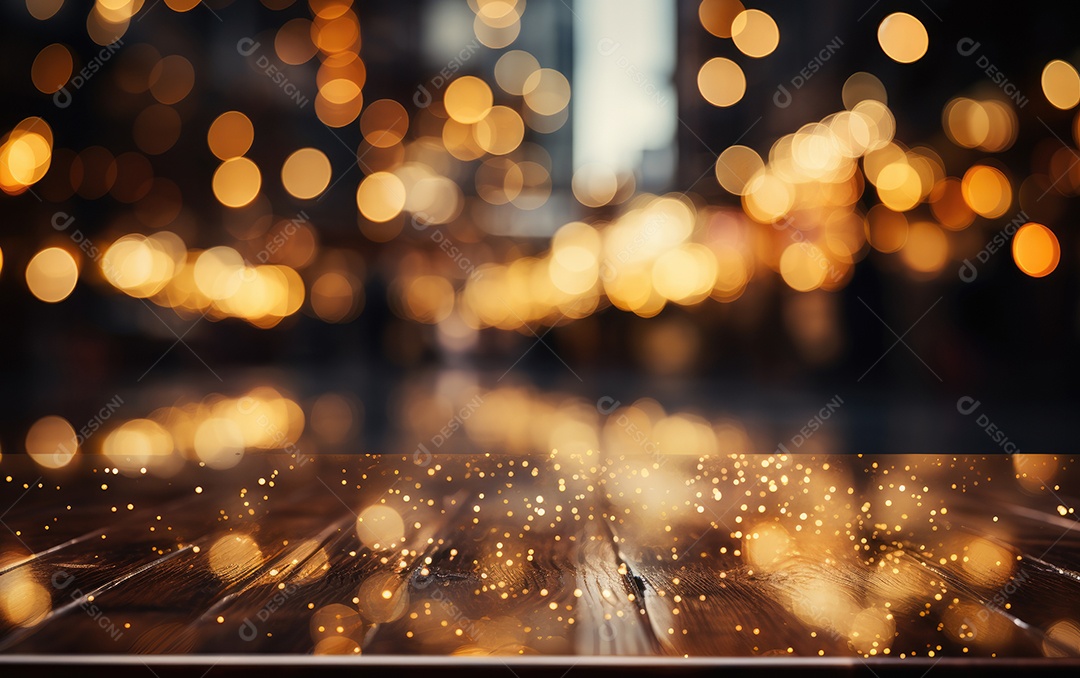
[1,0,1077,453]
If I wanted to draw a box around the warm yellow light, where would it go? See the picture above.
[101,233,180,298]
[207,111,254,160]
[26,247,78,303]
[743,172,793,222]
[744,522,792,571]
[571,164,618,207]
[25,415,78,469]
[311,271,360,322]
[779,242,828,292]
[652,244,717,304]
[360,99,409,148]
[212,157,262,207]
[1042,60,1080,110]
[356,504,405,550]
[356,172,406,222]
[193,246,244,300]
[865,205,908,253]
[716,145,763,195]
[929,178,975,230]
[102,419,174,474]
[444,75,494,124]
[403,275,455,324]
[842,72,887,110]
[475,105,525,156]
[697,57,745,107]
[961,537,1015,588]
[208,533,264,580]
[494,50,540,96]
[26,0,64,20]
[731,9,779,58]
[149,55,195,105]
[943,98,988,149]
[875,162,922,211]
[281,147,332,199]
[961,164,1011,218]
[1,122,54,193]
[899,221,948,274]
[522,68,571,116]
[0,570,50,628]
[31,43,72,94]
[698,0,744,39]
[165,0,203,11]
[877,13,928,64]
[193,418,245,469]
[1013,222,1060,278]
[275,17,319,65]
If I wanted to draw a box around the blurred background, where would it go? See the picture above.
[2,0,1079,462]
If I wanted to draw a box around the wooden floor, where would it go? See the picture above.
[0,453,1078,664]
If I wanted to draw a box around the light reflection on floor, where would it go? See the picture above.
[0,445,1077,658]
